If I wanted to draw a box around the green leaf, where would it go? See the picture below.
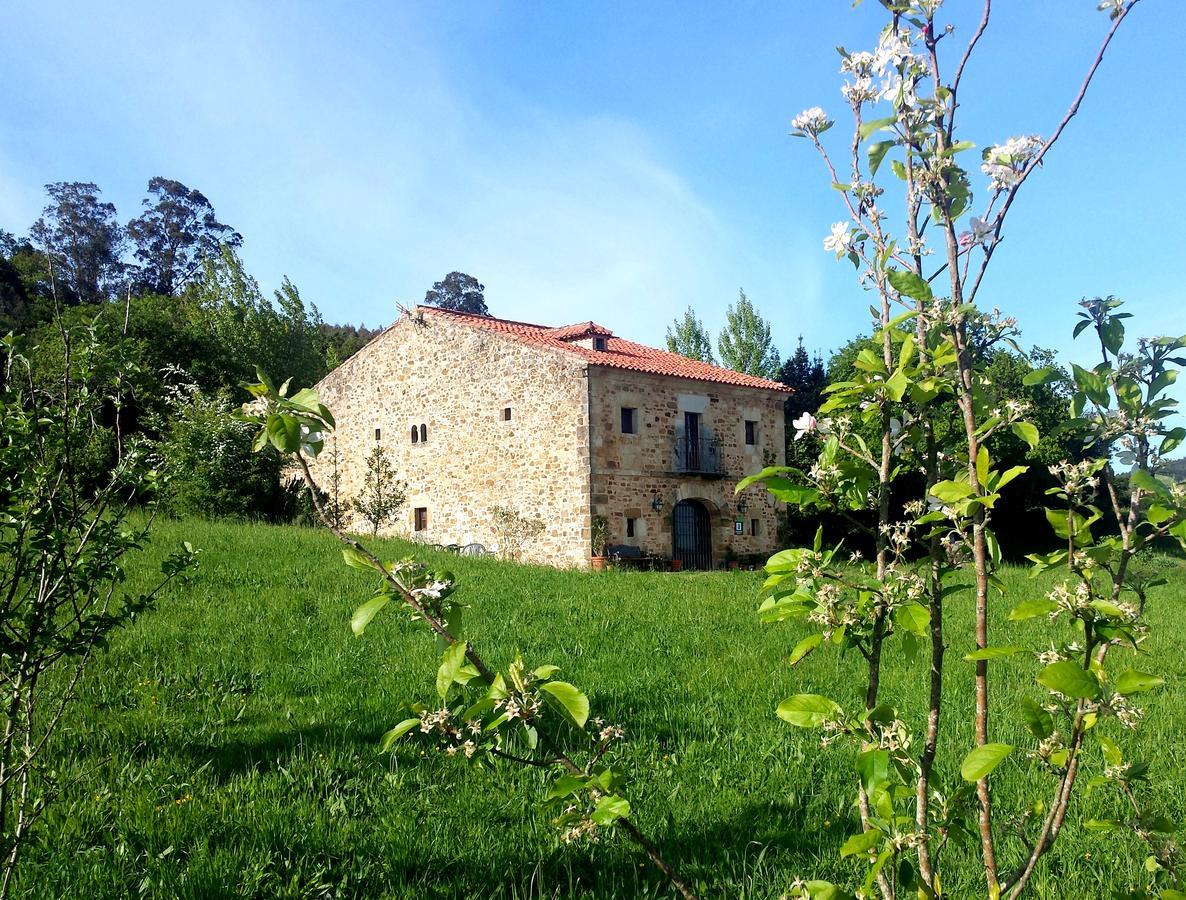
[894,602,930,637]
[1116,669,1164,695]
[342,546,380,571]
[590,794,631,826]
[532,664,560,680]
[436,641,471,699]
[840,828,882,858]
[856,749,889,795]
[788,632,824,666]
[885,368,908,402]
[776,694,842,728]
[886,268,933,302]
[1101,317,1125,355]
[1009,598,1058,620]
[963,646,1026,661]
[1037,660,1100,699]
[867,140,894,176]
[1011,421,1040,450]
[378,718,422,752]
[351,594,391,636]
[1020,697,1054,740]
[547,774,589,800]
[1071,364,1110,407]
[960,743,1013,782]
[266,413,301,453]
[540,681,590,729]
[859,116,897,139]
[931,480,973,504]
[1022,366,1057,386]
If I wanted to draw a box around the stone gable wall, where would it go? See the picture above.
[306,314,593,567]
[588,368,786,565]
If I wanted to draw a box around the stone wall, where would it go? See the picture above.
[588,368,786,565]
[306,313,593,567]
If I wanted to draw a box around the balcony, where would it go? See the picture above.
[673,430,725,476]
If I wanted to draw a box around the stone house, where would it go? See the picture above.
[307,306,789,569]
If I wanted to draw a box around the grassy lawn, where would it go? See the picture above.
[16,517,1186,899]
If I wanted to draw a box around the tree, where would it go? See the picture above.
[352,444,406,535]
[665,306,715,363]
[0,323,194,899]
[193,246,327,390]
[423,272,489,315]
[716,290,779,379]
[126,177,242,295]
[779,337,827,446]
[28,182,125,305]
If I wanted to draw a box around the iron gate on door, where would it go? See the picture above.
[672,500,712,570]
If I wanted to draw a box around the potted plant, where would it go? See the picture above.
[669,557,682,573]
[590,515,609,571]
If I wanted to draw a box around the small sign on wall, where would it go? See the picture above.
[734,519,744,535]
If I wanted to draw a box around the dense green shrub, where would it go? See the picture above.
[159,386,289,520]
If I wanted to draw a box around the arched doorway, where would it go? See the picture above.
[672,499,712,570]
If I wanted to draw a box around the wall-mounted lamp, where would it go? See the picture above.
[650,493,665,513]
[736,497,749,516]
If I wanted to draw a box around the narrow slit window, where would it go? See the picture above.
[502,407,512,422]
[410,426,418,444]
[420,423,428,443]
[744,420,757,445]
[414,507,428,532]
[750,518,759,537]
[621,407,637,434]
[375,427,382,441]
[626,517,636,538]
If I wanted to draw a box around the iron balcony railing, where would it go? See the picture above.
[673,429,724,475]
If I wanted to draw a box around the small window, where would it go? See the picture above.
[410,426,418,444]
[593,336,607,351]
[420,423,427,443]
[621,407,637,434]
[626,517,636,538]
[745,420,758,445]
[375,427,382,441]
[414,507,428,532]
[750,518,759,537]
[502,407,512,422]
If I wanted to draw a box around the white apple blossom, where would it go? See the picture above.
[958,215,997,248]
[792,412,818,441]
[982,135,1044,191]
[823,221,854,255]
[299,424,324,456]
[791,106,832,136]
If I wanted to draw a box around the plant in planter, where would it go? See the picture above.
[725,545,740,571]
[590,515,609,571]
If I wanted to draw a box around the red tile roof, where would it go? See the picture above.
[415,306,791,393]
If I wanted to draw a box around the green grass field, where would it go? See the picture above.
[15,518,1186,899]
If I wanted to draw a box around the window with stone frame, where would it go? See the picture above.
[626,516,636,538]
[414,507,428,531]
[501,407,512,422]
[744,420,758,445]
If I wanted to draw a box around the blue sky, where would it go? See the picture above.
[1,1,1182,365]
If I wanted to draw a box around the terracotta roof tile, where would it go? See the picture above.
[416,306,791,393]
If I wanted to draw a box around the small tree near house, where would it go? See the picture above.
[352,444,406,536]
[490,505,544,561]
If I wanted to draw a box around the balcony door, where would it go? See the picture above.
[684,412,701,471]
